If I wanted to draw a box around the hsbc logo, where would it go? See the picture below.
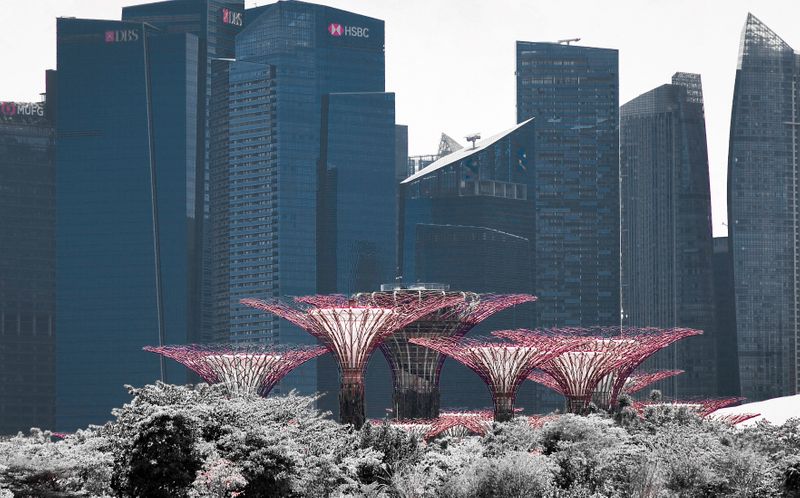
[105,29,139,43]
[328,22,369,38]
[222,8,243,26]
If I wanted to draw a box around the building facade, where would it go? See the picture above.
[620,74,718,398]
[728,13,800,399]
[56,18,200,429]
[0,90,55,434]
[713,237,741,397]
[516,41,619,328]
[399,120,537,411]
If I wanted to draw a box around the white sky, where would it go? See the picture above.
[2,0,799,237]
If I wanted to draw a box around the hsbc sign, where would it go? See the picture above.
[222,8,243,26]
[328,23,369,38]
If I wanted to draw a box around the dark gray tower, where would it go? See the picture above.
[728,14,800,399]
[620,73,717,398]
[516,42,619,328]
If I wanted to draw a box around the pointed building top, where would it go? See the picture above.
[738,13,793,70]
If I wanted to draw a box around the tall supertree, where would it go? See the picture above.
[497,327,701,412]
[143,344,327,396]
[241,292,462,427]
[409,336,582,422]
[374,292,536,419]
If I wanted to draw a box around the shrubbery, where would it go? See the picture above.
[0,383,797,497]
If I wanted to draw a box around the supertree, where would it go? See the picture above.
[373,291,536,419]
[710,413,761,425]
[632,397,745,418]
[622,369,685,396]
[241,292,462,427]
[369,419,435,439]
[496,328,701,412]
[409,335,583,422]
[424,410,494,441]
[143,344,327,396]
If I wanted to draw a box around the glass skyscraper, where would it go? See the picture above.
[208,2,392,400]
[56,18,200,430]
[399,120,537,411]
[713,237,741,397]
[728,13,800,399]
[0,85,55,434]
[516,41,619,328]
[620,73,718,398]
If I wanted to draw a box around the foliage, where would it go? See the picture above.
[0,382,797,497]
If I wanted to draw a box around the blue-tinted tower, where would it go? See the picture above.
[516,42,620,328]
[728,14,800,399]
[56,18,200,429]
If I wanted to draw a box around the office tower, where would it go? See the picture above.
[516,41,619,328]
[122,0,245,342]
[56,18,200,430]
[620,73,717,398]
[728,13,800,399]
[713,237,740,396]
[209,3,392,404]
[399,120,537,410]
[0,82,55,434]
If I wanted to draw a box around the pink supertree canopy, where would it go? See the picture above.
[623,369,685,395]
[241,292,463,428]
[424,410,494,441]
[143,344,327,397]
[497,327,701,412]
[710,413,761,426]
[632,397,745,418]
[377,292,537,419]
[409,335,582,422]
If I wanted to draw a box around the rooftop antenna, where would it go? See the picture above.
[558,37,581,45]
[465,133,481,149]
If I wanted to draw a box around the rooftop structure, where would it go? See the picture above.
[143,344,327,396]
[374,292,537,419]
[498,328,701,411]
[409,336,579,421]
[241,292,462,427]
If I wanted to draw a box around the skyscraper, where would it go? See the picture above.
[713,237,741,397]
[728,13,800,399]
[516,42,619,328]
[399,120,537,410]
[56,18,200,429]
[209,2,392,401]
[620,73,717,398]
[0,82,55,434]
[122,0,245,343]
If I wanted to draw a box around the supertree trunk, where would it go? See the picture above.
[340,369,366,428]
[566,396,588,414]
[494,393,515,422]
[393,386,440,419]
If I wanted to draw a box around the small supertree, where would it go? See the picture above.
[143,344,327,396]
[241,292,462,428]
[376,292,536,419]
[623,369,685,396]
[409,336,582,422]
[632,397,745,418]
[375,419,435,439]
[424,410,494,441]
[710,413,761,425]
[496,328,700,412]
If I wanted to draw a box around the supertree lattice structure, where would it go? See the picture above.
[241,292,463,428]
[143,344,327,396]
[623,369,685,396]
[710,413,761,425]
[496,328,700,412]
[424,410,494,441]
[375,292,536,419]
[369,419,436,439]
[632,397,745,418]
[409,336,583,422]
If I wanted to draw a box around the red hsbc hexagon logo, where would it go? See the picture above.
[328,23,343,36]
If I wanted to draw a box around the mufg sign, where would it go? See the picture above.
[1,102,45,117]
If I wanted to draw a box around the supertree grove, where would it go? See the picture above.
[143,344,327,396]
[374,291,536,419]
[241,292,462,427]
[409,335,584,421]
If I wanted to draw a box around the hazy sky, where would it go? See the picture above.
[3,0,799,236]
